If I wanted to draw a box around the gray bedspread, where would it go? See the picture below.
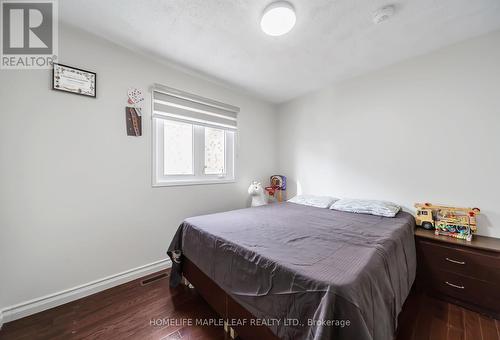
[167,202,416,340]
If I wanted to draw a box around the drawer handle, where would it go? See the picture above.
[445,281,465,289]
[445,257,465,265]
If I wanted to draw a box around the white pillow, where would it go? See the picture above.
[288,195,338,209]
[330,199,401,217]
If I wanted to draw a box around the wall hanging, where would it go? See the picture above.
[52,63,96,97]
[125,88,144,136]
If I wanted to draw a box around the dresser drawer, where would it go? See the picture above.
[417,239,500,283]
[429,269,500,313]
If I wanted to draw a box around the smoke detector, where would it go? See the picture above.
[373,5,395,24]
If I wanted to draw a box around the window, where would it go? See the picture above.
[152,85,238,186]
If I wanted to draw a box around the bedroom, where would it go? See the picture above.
[0,0,499,339]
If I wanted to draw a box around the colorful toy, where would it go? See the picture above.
[265,175,286,202]
[414,203,480,241]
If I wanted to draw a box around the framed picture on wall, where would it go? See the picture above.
[52,63,96,98]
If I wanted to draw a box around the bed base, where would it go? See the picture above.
[183,257,411,340]
[182,257,278,340]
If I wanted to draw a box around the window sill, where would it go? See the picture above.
[152,178,236,187]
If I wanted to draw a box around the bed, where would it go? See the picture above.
[167,202,416,340]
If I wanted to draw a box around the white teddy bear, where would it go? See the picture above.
[248,181,267,207]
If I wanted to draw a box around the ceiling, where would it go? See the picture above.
[60,0,500,103]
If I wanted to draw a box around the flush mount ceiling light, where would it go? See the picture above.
[260,1,296,36]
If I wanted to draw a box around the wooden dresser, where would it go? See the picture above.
[415,228,500,318]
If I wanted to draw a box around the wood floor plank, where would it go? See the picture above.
[412,295,434,340]
[464,308,483,340]
[479,315,499,340]
[429,318,448,340]
[448,327,465,340]
[396,292,420,340]
[448,303,465,331]
[429,298,448,340]
[447,303,466,340]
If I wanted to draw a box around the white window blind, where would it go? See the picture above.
[152,84,239,130]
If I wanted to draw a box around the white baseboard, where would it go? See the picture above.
[0,258,172,327]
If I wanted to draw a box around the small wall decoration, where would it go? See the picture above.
[52,63,96,97]
[125,88,144,137]
[127,88,144,106]
[126,107,142,136]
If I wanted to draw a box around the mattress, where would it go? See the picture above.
[167,202,416,340]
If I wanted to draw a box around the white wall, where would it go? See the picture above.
[277,30,500,238]
[0,24,277,310]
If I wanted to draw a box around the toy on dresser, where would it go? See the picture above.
[415,202,480,241]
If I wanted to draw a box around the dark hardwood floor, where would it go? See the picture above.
[397,290,500,340]
[0,270,227,340]
[1,269,498,340]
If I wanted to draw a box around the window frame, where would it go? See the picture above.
[152,117,236,187]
